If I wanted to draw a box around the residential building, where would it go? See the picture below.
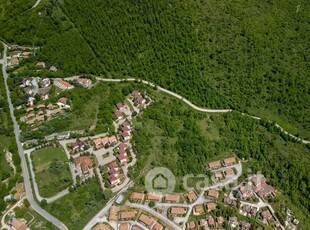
[120,211,136,220]
[239,184,253,199]
[92,223,111,230]
[146,193,161,202]
[214,171,223,180]
[54,79,74,90]
[109,175,120,186]
[186,190,197,203]
[217,216,224,225]
[138,214,155,229]
[207,189,219,199]
[153,222,163,230]
[223,157,236,166]
[130,192,145,202]
[206,202,217,211]
[193,205,204,215]
[207,216,215,227]
[117,154,128,164]
[11,219,27,230]
[77,78,92,87]
[165,194,180,203]
[74,156,92,174]
[170,207,187,216]
[207,161,221,170]
[224,168,234,177]
[186,221,196,229]
[115,111,123,120]
[118,223,130,230]
[108,205,117,221]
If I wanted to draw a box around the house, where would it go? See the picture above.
[207,216,215,227]
[40,78,51,87]
[50,66,58,72]
[27,97,35,107]
[22,78,32,87]
[68,141,85,151]
[92,223,111,230]
[115,111,123,120]
[121,121,131,129]
[252,175,275,198]
[132,91,146,104]
[217,216,224,225]
[229,217,238,227]
[224,168,234,177]
[8,56,19,67]
[57,97,70,109]
[199,219,207,227]
[11,218,27,230]
[37,104,46,110]
[223,157,236,166]
[146,193,161,202]
[109,175,120,186]
[239,184,253,199]
[24,86,33,95]
[93,138,103,149]
[38,87,51,100]
[26,113,35,120]
[122,131,131,141]
[118,223,130,230]
[51,108,62,116]
[186,190,197,203]
[261,210,272,221]
[54,79,74,90]
[224,197,237,207]
[56,132,70,139]
[186,221,196,229]
[153,222,163,230]
[193,205,204,215]
[206,202,217,211]
[21,51,32,57]
[207,190,219,199]
[170,207,187,216]
[108,168,119,177]
[77,78,92,87]
[117,154,128,164]
[26,107,33,113]
[118,143,127,150]
[240,204,258,217]
[240,221,251,230]
[108,135,117,145]
[26,119,35,126]
[214,171,223,180]
[207,161,221,170]
[116,102,127,111]
[47,103,54,110]
[36,116,44,122]
[108,205,117,221]
[131,226,143,230]
[139,214,155,228]
[118,148,126,155]
[74,156,92,174]
[165,194,180,203]
[108,162,118,170]
[130,192,145,202]
[36,61,46,69]
[120,211,136,220]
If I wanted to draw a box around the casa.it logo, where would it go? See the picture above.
[145,167,176,194]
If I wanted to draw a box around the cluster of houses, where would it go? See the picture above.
[74,156,93,175]
[92,135,118,149]
[131,91,147,108]
[106,204,165,230]
[116,142,129,164]
[115,103,128,121]
[22,97,70,127]
[107,162,123,186]
[6,45,33,68]
[20,77,51,101]
[238,175,276,199]
[207,156,237,170]
[54,77,92,90]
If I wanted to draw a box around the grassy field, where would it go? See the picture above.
[46,178,109,229]
[31,146,72,197]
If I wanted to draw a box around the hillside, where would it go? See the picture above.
[0,0,309,140]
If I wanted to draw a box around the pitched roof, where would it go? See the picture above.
[207,190,219,198]
[170,207,186,215]
[223,157,236,165]
[147,193,161,201]
[187,190,197,203]
[208,161,221,169]
[58,97,68,104]
[108,205,116,221]
[118,223,130,230]
[139,214,155,227]
[165,194,180,203]
[92,223,111,230]
[11,219,26,230]
[206,202,217,211]
[130,192,144,201]
[74,156,92,173]
[224,168,234,177]
[153,222,163,230]
[120,211,136,219]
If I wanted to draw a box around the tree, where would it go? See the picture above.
[148,201,155,208]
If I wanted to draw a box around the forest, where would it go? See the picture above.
[0,0,309,139]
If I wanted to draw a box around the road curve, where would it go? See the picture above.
[1,44,68,230]
[94,77,309,144]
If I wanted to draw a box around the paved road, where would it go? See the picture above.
[31,0,42,9]
[65,75,310,144]
[82,182,134,230]
[1,43,68,230]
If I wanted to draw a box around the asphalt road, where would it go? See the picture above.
[1,44,68,230]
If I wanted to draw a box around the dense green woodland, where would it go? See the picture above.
[131,90,310,227]
[0,0,309,139]
[0,67,22,212]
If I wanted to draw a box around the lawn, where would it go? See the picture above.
[31,146,72,197]
[46,178,110,229]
